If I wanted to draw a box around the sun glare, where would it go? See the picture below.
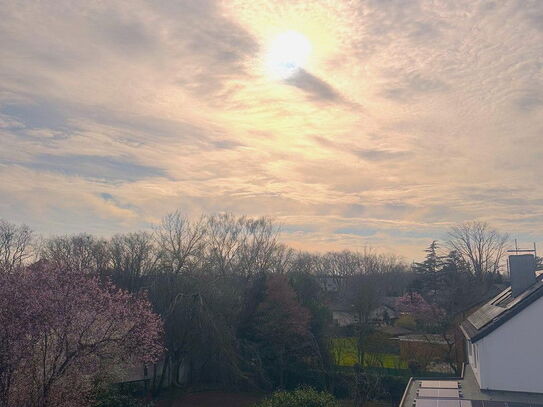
[265,30,312,80]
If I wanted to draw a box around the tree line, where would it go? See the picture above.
[0,215,514,407]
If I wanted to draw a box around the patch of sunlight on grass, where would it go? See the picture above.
[331,337,408,369]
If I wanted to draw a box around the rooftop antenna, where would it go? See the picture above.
[506,241,538,278]
[507,240,536,254]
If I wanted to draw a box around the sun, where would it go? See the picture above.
[265,31,312,80]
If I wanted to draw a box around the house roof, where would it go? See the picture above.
[397,334,452,345]
[377,325,413,336]
[327,295,402,313]
[462,283,508,311]
[381,296,401,310]
[460,275,543,343]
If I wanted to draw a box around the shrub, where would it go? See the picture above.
[254,387,340,407]
[92,387,154,407]
[395,314,417,330]
[381,375,410,404]
[408,360,422,375]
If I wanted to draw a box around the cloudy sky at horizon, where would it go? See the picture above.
[1,0,542,260]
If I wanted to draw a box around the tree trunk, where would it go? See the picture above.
[152,354,170,397]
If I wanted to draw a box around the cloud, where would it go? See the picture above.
[515,90,543,112]
[99,192,134,211]
[151,0,259,100]
[11,154,167,182]
[381,73,449,103]
[1,0,543,260]
[335,227,377,237]
[353,149,411,161]
[88,9,158,56]
[1,102,68,130]
[285,69,344,102]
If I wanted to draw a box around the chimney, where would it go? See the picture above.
[509,254,536,297]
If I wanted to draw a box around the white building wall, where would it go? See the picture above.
[473,295,543,393]
[467,340,483,387]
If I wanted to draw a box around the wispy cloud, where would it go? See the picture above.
[16,154,167,182]
[1,0,543,259]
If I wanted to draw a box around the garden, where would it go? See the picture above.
[331,337,408,369]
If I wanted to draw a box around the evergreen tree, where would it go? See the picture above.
[441,250,471,274]
[414,241,443,274]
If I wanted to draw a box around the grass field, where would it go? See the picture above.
[331,337,408,368]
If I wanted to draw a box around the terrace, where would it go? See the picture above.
[400,365,543,407]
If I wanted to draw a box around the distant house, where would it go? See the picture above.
[331,309,359,327]
[400,254,543,407]
[330,296,400,327]
[371,299,399,325]
[315,275,345,292]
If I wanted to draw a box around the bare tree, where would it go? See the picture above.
[312,249,408,292]
[447,221,509,278]
[267,244,296,274]
[154,211,207,274]
[347,275,383,366]
[0,220,33,273]
[237,217,281,277]
[352,365,387,407]
[109,231,158,291]
[39,234,109,274]
[205,213,247,276]
[204,214,282,277]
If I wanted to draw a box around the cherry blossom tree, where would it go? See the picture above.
[395,292,463,373]
[0,262,163,407]
[395,292,444,325]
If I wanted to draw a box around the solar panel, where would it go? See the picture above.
[494,292,515,307]
[416,399,440,407]
[418,400,543,407]
[418,389,460,398]
[420,381,459,389]
[415,399,471,407]
[467,303,506,329]
[484,402,507,407]
[418,389,437,398]
[509,403,535,407]
[437,401,460,407]
[470,401,511,407]
[491,289,513,306]
[467,280,543,330]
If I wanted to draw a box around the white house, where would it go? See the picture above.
[460,254,543,393]
[330,300,399,327]
[399,254,543,407]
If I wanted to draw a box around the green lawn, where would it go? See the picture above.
[331,337,408,369]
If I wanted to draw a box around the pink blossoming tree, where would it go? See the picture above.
[395,292,444,325]
[0,262,163,407]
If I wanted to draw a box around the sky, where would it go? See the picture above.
[1,0,542,260]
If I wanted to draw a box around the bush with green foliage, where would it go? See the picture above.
[254,387,339,407]
[92,387,154,407]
